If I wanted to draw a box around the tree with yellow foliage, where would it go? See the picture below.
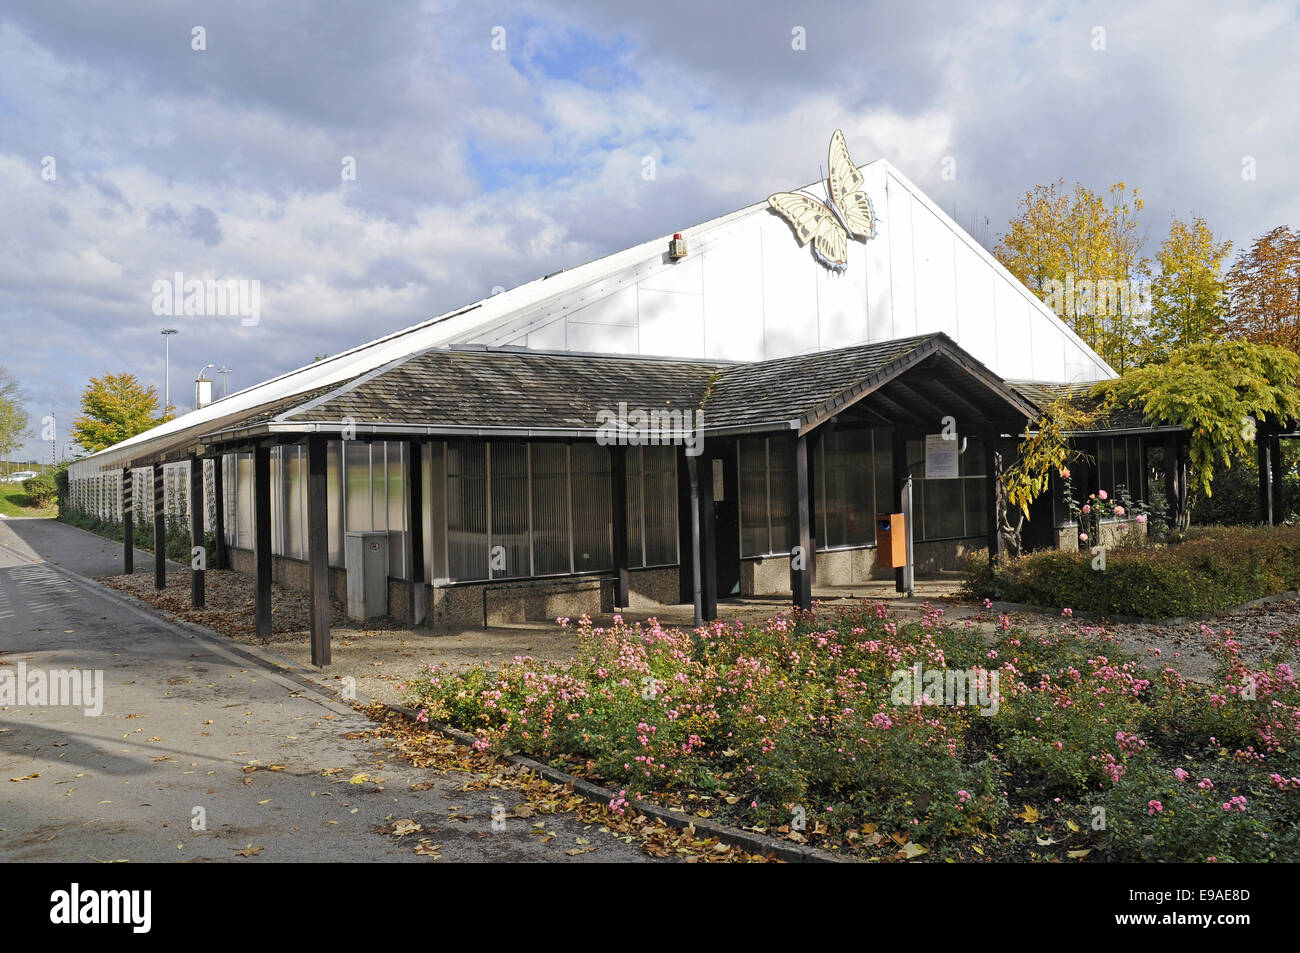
[1145,216,1232,362]
[995,180,1149,372]
[71,373,172,453]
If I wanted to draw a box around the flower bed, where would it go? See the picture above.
[404,601,1300,861]
[968,524,1300,619]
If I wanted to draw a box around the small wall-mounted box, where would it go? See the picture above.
[668,233,688,260]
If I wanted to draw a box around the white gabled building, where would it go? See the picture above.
[68,151,1163,665]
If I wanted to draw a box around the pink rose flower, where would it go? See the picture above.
[1098,490,1108,500]
[1136,514,1147,524]
[1079,533,1088,542]
[1082,504,1091,514]
[1114,506,1125,516]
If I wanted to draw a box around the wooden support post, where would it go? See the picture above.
[152,464,166,590]
[122,468,134,575]
[610,445,630,609]
[406,439,426,626]
[189,455,205,608]
[212,456,228,570]
[253,444,273,639]
[307,435,331,666]
[790,434,812,611]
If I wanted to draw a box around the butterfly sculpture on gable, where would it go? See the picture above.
[767,129,876,273]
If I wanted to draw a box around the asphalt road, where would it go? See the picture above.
[0,517,651,863]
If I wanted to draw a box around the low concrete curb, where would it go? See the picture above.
[382,702,843,864]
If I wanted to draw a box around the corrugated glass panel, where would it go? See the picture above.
[344,441,371,532]
[873,429,894,522]
[643,445,677,566]
[489,442,528,579]
[385,442,406,579]
[327,440,343,566]
[626,446,645,569]
[447,441,488,581]
[570,442,612,572]
[425,441,447,583]
[738,437,769,556]
[531,443,571,575]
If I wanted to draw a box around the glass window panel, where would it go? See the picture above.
[822,428,873,547]
[489,442,528,579]
[922,478,963,540]
[873,430,894,521]
[424,441,447,583]
[386,442,406,580]
[643,445,678,566]
[626,447,645,570]
[327,440,343,567]
[570,442,613,572]
[236,453,253,548]
[964,477,988,537]
[530,443,571,576]
[769,435,793,554]
[962,435,986,476]
[285,446,306,559]
[1096,439,1113,498]
[344,441,372,532]
[738,438,769,557]
[447,442,488,581]
[270,447,284,556]
[1113,437,1129,498]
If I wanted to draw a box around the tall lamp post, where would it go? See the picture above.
[161,328,178,412]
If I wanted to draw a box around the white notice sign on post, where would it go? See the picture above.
[925,433,959,479]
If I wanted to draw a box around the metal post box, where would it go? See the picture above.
[344,531,389,621]
[876,513,907,568]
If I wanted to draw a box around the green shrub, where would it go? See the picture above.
[966,524,1300,618]
[21,472,58,507]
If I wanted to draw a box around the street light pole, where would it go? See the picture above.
[161,328,178,412]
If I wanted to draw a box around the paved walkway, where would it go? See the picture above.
[0,518,653,862]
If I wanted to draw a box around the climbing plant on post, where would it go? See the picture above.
[1092,340,1300,535]
[997,398,1097,557]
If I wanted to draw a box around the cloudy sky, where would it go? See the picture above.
[2,0,1297,460]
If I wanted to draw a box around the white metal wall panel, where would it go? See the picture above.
[759,216,819,357]
[911,205,957,339]
[637,287,704,357]
[994,278,1033,379]
[953,242,998,371]
[885,179,917,340]
[701,226,765,362]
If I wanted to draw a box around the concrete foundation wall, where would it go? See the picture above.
[225,548,679,629]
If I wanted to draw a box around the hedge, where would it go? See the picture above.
[965,524,1300,619]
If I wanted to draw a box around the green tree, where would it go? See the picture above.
[1145,216,1232,361]
[0,365,31,476]
[1092,340,1300,532]
[71,373,171,453]
[995,180,1150,372]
